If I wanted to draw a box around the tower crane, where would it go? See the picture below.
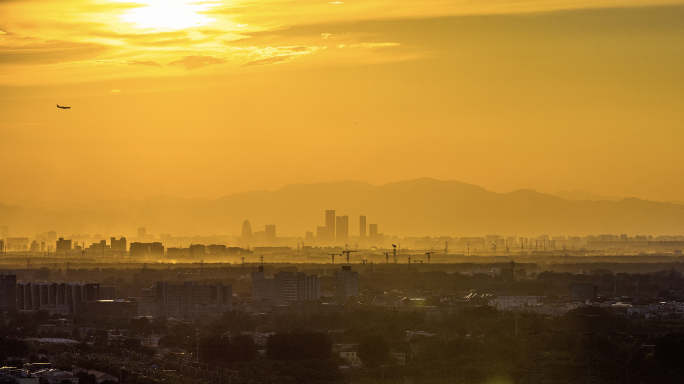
[392,244,397,264]
[342,250,357,264]
[327,253,342,265]
[425,251,438,264]
[383,252,390,264]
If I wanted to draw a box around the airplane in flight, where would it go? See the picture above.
[57,104,71,109]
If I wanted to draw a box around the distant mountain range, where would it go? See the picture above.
[2,178,684,237]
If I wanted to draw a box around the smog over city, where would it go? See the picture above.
[2,1,684,383]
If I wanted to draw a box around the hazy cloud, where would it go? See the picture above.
[110,89,122,93]
[243,55,293,67]
[169,55,227,70]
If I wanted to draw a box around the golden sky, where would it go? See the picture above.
[1,0,683,204]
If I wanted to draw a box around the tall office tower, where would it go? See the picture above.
[56,238,72,254]
[334,266,359,300]
[369,224,378,242]
[30,241,40,253]
[325,210,335,244]
[47,231,57,244]
[359,215,367,238]
[316,226,326,240]
[1,226,8,239]
[242,220,253,238]
[0,273,17,310]
[265,224,276,239]
[138,227,147,240]
[336,216,349,244]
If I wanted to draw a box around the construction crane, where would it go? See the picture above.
[392,244,397,264]
[425,251,437,264]
[342,250,357,264]
[383,252,390,264]
[327,253,342,265]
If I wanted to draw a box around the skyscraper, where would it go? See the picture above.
[325,210,335,244]
[265,224,276,239]
[359,215,366,238]
[334,266,358,300]
[138,227,147,240]
[336,215,349,244]
[242,220,253,238]
[369,224,378,240]
[47,231,57,245]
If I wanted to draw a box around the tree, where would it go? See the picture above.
[266,331,332,360]
[357,334,390,369]
[654,333,684,372]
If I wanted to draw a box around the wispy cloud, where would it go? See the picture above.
[169,55,227,70]
[110,89,122,93]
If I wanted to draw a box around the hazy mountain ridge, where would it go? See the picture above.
[2,178,684,237]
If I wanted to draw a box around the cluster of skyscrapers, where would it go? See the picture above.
[305,210,381,247]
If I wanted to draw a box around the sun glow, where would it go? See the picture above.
[117,0,220,30]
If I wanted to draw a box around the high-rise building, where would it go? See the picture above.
[359,215,366,238]
[30,241,40,253]
[298,273,321,302]
[252,266,275,302]
[0,273,17,310]
[252,267,320,304]
[274,272,300,304]
[265,224,276,239]
[47,231,57,244]
[336,216,349,244]
[334,266,359,300]
[56,237,72,254]
[242,220,253,238]
[138,227,147,240]
[325,210,335,244]
[316,226,326,241]
[130,242,164,257]
[111,237,127,252]
[369,224,378,242]
[154,281,232,319]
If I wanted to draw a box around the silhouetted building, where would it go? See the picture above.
[15,282,101,314]
[252,266,275,302]
[138,227,147,239]
[326,210,336,244]
[334,266,358,300]
[0,273,17,310]
[56,237,72,254]
[111,236,127,252]
[252,266,320,304]
[265,224,276,239]
[154,281,232,319]
[359,215,366,238]
[47,231,56,245]
[208,244,226,254]
[369,224,378,243]
[30,241,40,253]
[190,244,206,255]
[130,242,164,257]
[242,220,253,238]
[336,216,349,244]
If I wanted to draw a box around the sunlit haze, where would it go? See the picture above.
[2,0,684,204]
